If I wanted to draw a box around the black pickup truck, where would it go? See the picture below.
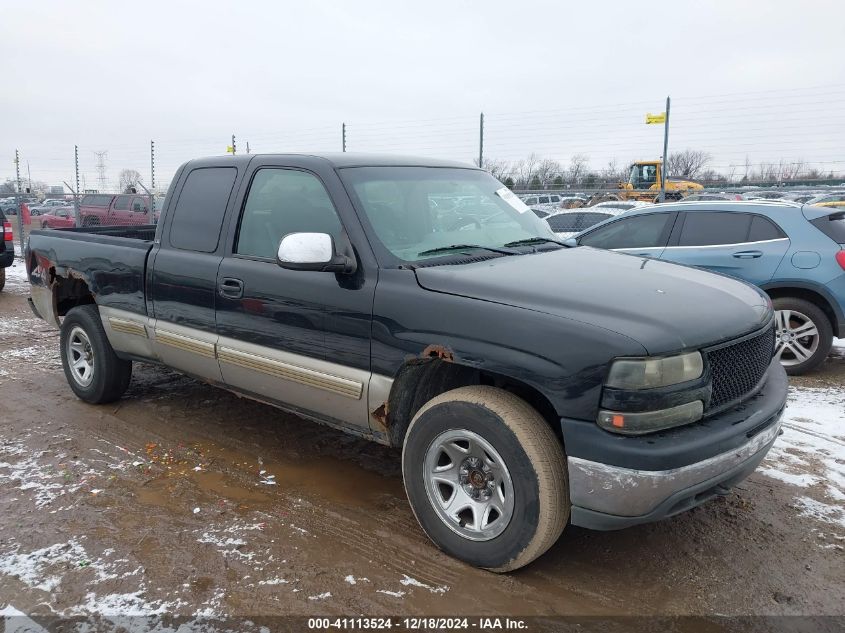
[25,154,788,571]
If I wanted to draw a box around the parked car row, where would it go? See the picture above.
[567,200,845,374]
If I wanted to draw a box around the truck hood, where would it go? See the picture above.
[414,247,772,354]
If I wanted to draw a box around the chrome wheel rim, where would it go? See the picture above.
[67,326,95,387]
[775,309,819,367]
[423,429,515,541]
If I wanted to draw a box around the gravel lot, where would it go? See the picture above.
[1,258,843,626]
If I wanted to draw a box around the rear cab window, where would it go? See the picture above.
[168,167,238,252]
[81,194,112,207]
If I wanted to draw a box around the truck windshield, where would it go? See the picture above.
[340,167,557,263]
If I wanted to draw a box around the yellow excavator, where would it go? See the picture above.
[602,160,703,203]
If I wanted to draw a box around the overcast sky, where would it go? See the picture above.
[2,0,844,191]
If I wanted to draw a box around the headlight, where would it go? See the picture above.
[605,351,703,390]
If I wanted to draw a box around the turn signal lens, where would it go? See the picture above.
[598,401,704,435]
[835,250,845,271]
[3,221,12,241]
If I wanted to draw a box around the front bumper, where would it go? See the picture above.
[564,359,787,530]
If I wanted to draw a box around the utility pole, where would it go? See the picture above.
[231,134,237,155]
[478,112,484,169]
[27,161,32,194]
[74,145,81,226]
[342,122,347,152]
[150,140,156,191]
[659,96,671,203]
[14,149,24,254]
[246,141,250,154]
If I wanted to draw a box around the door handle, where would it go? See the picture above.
[219,277,244,299]
[732,250,763,259]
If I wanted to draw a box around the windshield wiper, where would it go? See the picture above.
[503,237,569,248]
[417,244,517,257]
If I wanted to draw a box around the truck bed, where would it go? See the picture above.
[26,225,156,321]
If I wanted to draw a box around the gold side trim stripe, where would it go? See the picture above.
[156,330,216,359]
[217,346,363,399]
[108,318,148,338]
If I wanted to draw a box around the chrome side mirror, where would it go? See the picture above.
[276,232,356,274]
[564,237,578,248]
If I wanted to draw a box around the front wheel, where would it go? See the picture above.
[773,297,832,375]
[60,304,132,403]
[402,386,569,572]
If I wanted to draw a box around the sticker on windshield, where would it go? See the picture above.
[496,187,530,214]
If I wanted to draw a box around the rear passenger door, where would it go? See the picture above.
[660,211,789,285]
[578,211,676,258]
[214,159,377,431]
[149,165,239,382]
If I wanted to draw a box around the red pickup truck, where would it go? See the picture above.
[79,194,161,226]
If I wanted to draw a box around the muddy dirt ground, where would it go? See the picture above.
[1,257,843,625]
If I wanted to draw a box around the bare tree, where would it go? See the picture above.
[536,158,563,187]
[513,153,541,189]
[567,154,589,186]
[478,157,513,183]
[118,169,143,193]
[667,149,711,179]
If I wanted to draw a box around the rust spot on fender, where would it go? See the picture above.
[371,401,390,431]
[421,344,454,362]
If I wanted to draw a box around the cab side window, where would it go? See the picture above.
[113,196,130,211]
[236,169,343,260]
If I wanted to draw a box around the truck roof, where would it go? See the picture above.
[184,153,477,170]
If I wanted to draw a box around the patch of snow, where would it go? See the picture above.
[308,592,331,601]
[400,574,449,594]
[376,589,406,598]
[257,578,288,585]
[760,385,845,530]
[2,260,31,295]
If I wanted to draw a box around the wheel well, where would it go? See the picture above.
[382,359,563,449]
[53,271,95,316]
[764,287,837,333]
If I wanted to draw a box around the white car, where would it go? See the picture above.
[544,207,631,239]
[520,193,563,215]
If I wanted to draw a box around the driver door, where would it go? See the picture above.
[215,159,377,431]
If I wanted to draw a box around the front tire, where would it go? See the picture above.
[402,386,568,572]
[773,297,832,375]
[60,304,132,403]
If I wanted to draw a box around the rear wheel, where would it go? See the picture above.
[402,386,569,572]
[60,304,132,403]
[773,297,832,375]
[0,267,5,292]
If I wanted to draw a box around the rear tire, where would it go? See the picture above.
[0,267,5,292]
[60,304,132,403]
[772,297,832,375]
[402,386,569,572]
